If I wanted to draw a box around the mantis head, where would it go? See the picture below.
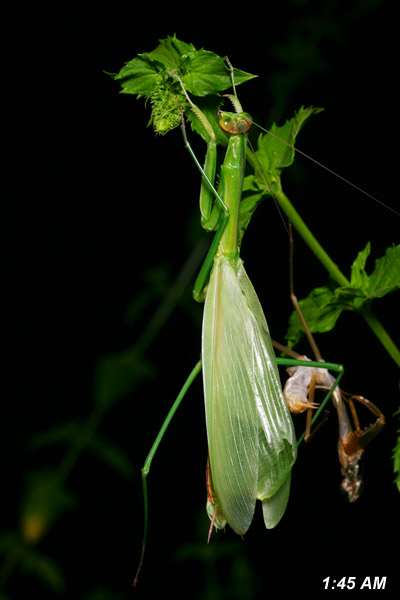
[217,110,252,134]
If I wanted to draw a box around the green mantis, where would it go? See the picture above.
[197,105,297,535]
[109,36,398,584]
[130,76,342,583]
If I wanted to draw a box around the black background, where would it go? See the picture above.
[2,2,400,598]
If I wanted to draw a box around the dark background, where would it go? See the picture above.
[2,2,400,598]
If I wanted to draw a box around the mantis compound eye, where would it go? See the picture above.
[217,110,252,134]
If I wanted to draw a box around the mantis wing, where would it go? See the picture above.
[237,261,297,528]
[202,257,297,535]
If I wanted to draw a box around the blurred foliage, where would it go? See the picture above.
[0,231,205,594]
[0,265,168,594]
[175,514,259,600]
[264,0,384,124]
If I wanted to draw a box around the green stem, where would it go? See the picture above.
[271,188,400,369]
[360,307,400,368]
[274,189,349,288]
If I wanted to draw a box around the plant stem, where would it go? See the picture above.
[273,189,400,369]
[360,307,400,368]
[274,189,349,288]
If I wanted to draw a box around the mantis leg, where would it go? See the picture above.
[177,107,230,301]
[277,225,384,498]
[336,392,385,501]
[344,394,385,448]
[133,360,202,586]
[274,356,345,446]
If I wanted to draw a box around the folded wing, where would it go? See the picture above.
[202,257,297,535]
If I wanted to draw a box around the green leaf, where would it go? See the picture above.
[286,244,400,347]
[111,35,195,97]
[146,35,195,69]
[285,286,343,347]
[182,50,230,96]
[110,35,256,134]
[242,106,324,210]
[347,243,400,309]
[350,242,371,290]
[365,244,400,298]
[238,108,323,238]
[254,106,323,178]
[238,191,264,242]
[110,56,162,98]
[182,50,255,96]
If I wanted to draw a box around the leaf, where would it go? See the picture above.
[241,106,324,221]
[182,50,255,96]
[146,35,195,69]
[349,242,400,300]
[285,286,343,347]
[237,190,264,242]
[110,35,194,97]
[110,56,162,98]
[365,244,400,298]
[347,242,400,309]
[110,35,256,134]
[253,106,324,185]
[350,242,371,290]
[286,244,400,347]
